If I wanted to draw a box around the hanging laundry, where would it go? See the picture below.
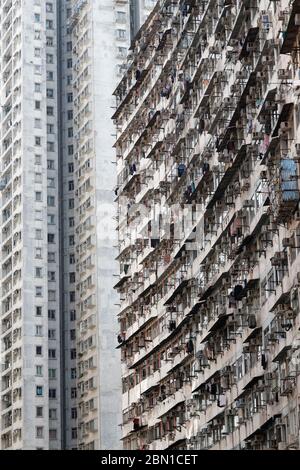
[248,314,257,329]
[233,284,244,301]
[202,162,210,174]
[178,163,186,177]
[186,339,194,354]
[217,394,226,407]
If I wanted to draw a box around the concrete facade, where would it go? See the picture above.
[114,0,300,451]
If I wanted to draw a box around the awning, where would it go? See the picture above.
[280,1,300,54]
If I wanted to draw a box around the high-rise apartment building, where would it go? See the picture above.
[0,0,150,450]
[114,0,300,451]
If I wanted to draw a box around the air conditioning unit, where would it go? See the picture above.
[252,131,264,140]
[295,143,300,155]
[257,71,267,79]
[247,42,256,52]
[244,199,255,208]
[260,170,268,180]
[280,121,292,131]
[282,237,294,248]
[262,55,274,66]
[236,70,248,80]
[278,10,288,21]
[278,69,292,80]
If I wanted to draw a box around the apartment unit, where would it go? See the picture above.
[114,0,300,450]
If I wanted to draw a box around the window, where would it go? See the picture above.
[48,310,56,320]
[46,3,53,13]
[35,136,41,146]
[35,286,43,297]
[68,162,74,173]
[35,172,42,183]
[35,83,41,92]
[48,329,56,340]
[70,310,76,321]
[47,124,54,134]
[47,159,55,169]
[36,407,43,418]
[47,106,54,116]
[48,271,56,281]
[47,71,54,81]
[71,407,77,419]
[67,41,72,51]
[36,306,42,317]
[70,349,76,359]
[48,252,55,263]
[49,409,57,420]
[69,254,75,264]
[47,141,55,152]
[47,177,55,188]
[68,144,74,155]
[48,214,55,225]
[46,54,53,64]
[34,13,41,23]
[116,11,126,22]
[49,429,57,440]
[68,110,73,120]
[35,155,42,165]
[68,180,74,191]
[67,58,72,69]
[46,36,54,46]
[70,330,76,340]
[49,388,56,399]
[36,386,43,396]
[35,325,43,336]
[34,118,41,128]
[68,199,74,209]
[35,65,42,75]
[35,210,42,220]
[35,247,42,259]
[117,29,126,40]
[68,127,73,137]
[48,233,55,243]
[49,349,56,359]
[35,101,41,109]
[69,291,75,302]
[69,272,75,283]
[47,88,54,98]
[49,367,56,378]
[35,191,42,202]
[67,93,73,103]
[35,267,42,278]
[67,75,72,85]
[46,20,54,29]
[36,229,42,239]
[69,217,75,227]
[71,368,77,379]
[36,346,42,356]
[71,428,77,439]
[71,388,77,399]
[36,427,44,439]
[36,366,43,377]
[48,290,56,301]
[118,47,127,58]
[34,47,41,57]
[69,235,75,246]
